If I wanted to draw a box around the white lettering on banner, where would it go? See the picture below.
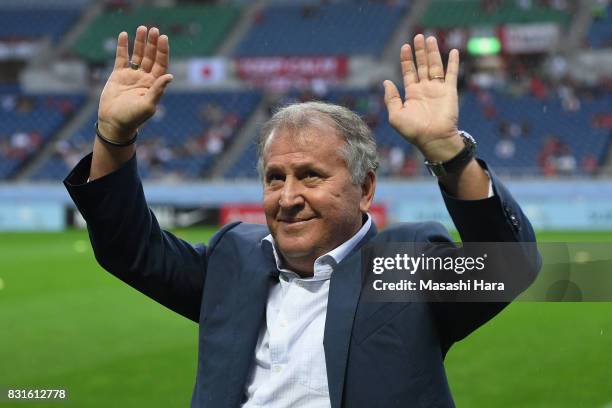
[501,23,560,53]
[236,56,348,80]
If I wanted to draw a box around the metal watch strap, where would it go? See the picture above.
[424,131,477,177]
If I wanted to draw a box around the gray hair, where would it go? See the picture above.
[256,101,378,184]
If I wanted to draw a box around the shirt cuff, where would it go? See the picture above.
[485,170,494,198]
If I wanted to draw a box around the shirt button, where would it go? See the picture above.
[280,320,288,328]
[273,365,283,373]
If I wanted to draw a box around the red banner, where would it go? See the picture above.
[236,56,348,83]
[220,203,387,228]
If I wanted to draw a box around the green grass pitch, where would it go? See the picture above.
[1,228,611,407]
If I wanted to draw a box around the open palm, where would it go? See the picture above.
[384,35,461,162]
[98,26,173,141]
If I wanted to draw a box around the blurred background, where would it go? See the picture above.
[0,0,611,407]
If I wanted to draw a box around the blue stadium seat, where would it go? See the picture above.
[0,8,82,43]
[31,91,262,181]
[457,90,611,176]
[587,4,612,49]
[234,2,409,57]
[0,88,84,179]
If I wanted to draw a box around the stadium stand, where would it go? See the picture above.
[72,4,240,63]
[0,6,83,43]
[587,3,612,49]
[0,85,84,179]
[0,0,92,6]
[31,91,262,181]
[0,0,609,182]
[233,2,408,56]
[459,89,611,176]
[421,0,570,28]
[224,88,416,179]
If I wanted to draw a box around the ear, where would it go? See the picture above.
[359,171,376,213]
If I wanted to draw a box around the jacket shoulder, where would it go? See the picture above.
[213,222,270,247]
[377,221,451,242]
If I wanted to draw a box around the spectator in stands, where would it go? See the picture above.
[554,144,577,175]
[0,136,9,157]
[515,0,533,9]
[495,138,516,160]
[538,136,578,176]
[1,94,17,112]
[47,96,76,115]
[300,4,320,19]
[9,130,41,159]
[593,112,612,128]
[16,96,34,113]
[64,26,538,407]
[482,0,503,12]
[530,75,549,100]
[399,154,418,176]
[376,146,392,176]
[199,102,224,124]
[476,89,498,119]
[582,153,599,175]
[388,145,405,174]
[557,80,581,112]
[538,135,561,175]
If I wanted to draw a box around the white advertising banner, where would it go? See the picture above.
[501,23,560,54]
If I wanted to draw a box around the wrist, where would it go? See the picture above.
[97,119,137,143]
[418,131,463,163]
[424,131,477,178]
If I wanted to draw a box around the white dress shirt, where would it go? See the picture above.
[241,215,372,408]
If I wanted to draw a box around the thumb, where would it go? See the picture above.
[147,74,173,106]
[383,80,402,115]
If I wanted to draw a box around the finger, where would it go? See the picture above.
[114,31,128,70]
[426,36,445,81]
[130,25,147,66]
[383,80,402,115]
[400,43,418,90]
[413,34,428,82]
[151,34,169,77]
[147,74,173,106]
[140,27,160,73]
[445,49,460,87]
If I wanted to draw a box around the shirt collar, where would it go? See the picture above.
[262,214,372,281]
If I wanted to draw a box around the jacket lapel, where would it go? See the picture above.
[324,223,377,408]
[225,240,277,406]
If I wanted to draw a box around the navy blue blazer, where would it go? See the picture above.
[64,154,538,408]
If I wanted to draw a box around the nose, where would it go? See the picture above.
[278,177,305,209]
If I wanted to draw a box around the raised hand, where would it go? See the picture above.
[383,34,462,162]
[97,26,173,142]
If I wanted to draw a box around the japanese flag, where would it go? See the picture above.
[187,58,226,85]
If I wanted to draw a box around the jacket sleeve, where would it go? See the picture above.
[420,160,540,352]
[63,153,238,323]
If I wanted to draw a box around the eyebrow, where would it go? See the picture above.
[264,161,327,175]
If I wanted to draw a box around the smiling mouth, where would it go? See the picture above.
[279,218,314,226]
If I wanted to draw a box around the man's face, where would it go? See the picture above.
[262,124,374,273]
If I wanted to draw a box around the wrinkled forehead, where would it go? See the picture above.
[263,121,346,161]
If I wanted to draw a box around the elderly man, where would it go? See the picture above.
[64,26,537,407]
